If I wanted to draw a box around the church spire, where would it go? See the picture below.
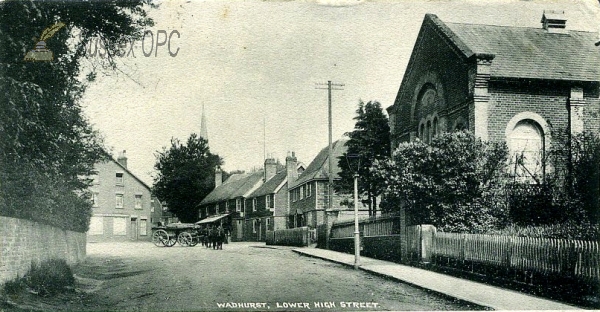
[200,103,208,143]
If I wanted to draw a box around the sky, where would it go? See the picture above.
[80,0,600,186]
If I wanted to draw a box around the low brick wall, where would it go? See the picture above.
[329,235,403,262]
[0,216,86,284]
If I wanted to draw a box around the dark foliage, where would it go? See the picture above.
[0,1,154,231]
[153,134,223,223]
[335,100,391,216]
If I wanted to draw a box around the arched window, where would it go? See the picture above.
[426,120,432,143]
[433,117,438,138]
[420,123,425,141]
[508,119,545,183]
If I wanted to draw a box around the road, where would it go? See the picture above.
[5,242,482,311]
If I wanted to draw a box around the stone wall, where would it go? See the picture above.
[0,216,86,284]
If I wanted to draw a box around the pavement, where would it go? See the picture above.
[292,247,581,311]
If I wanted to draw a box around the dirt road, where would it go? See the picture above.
[3,242,482,311]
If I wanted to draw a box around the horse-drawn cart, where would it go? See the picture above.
[152,223,200,247]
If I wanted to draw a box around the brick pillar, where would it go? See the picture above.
[569,86,585,136]
[324,210,339,249]
[470,53,494,141]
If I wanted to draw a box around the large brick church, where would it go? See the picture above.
[387,11,600,182]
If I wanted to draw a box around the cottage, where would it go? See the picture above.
[288,138,354,229]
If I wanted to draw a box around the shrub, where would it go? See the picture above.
[486,221,600,240]
[25,259,75,296]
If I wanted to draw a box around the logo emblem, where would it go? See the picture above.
[24,22,65,62]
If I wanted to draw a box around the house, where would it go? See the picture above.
[244,153,305,241]
[387,11,600,182]
[88,151,153,242]
[198,169,264,241]
[288,138,355,229]
[150,197,178,226]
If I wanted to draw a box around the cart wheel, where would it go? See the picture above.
[189,236,199,247]
[178,232,193,247]
[164,233,177,247]
[177,232,189,246]
[152,229,168,247]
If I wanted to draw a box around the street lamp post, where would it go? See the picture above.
[353,173,360,269]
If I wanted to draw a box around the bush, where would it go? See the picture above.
[486,221,600,240]
[25,259,75,296]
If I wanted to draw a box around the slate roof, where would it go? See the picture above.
[199,170,264,205]
[427,14,600,82]
[247,170,287,198]
[289,138,349,189]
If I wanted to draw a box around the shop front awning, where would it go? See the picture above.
[195,213,231,225]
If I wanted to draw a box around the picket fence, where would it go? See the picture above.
[331,214,401,238]
[430,231,600,282]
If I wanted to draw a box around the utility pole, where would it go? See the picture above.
[316,81,344,211]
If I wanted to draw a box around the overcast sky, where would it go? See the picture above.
[81,0,600,186]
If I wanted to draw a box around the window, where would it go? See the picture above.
[269,194,274,210]
[236,198,241,212]
[300,186,304,199]
[115,194,124,209]
[252,198,257,212]
[252,219,257,233]
[139,219,147,236]
[426,120,431,143]
[266,218,271,231]
[215,204,218,214]
[433,117,438,138]
[265,195,270,210]
[92,192,99,207]
[89,216,103,235]
[508,119,545,183]
[134,194,142,209]
[113,217,127,235]
[225,201,229,212]
[115,172,124,185]
[306,183,312,197]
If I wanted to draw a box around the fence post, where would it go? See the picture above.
[420,224,435,264]
[399,204,408,263]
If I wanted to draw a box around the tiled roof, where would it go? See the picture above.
[200,170,264,205]
[247,170,287,198]
[289,138,349,189]
[432,14,600,81]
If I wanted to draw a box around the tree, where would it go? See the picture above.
[0,1,154,231]
[373,131,510,232]
[153,134,223,223]
[335,100,391,216]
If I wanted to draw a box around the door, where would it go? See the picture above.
[236,220,243,240]
[130,217,138,240]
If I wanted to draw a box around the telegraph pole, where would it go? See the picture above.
[316,81,344,211]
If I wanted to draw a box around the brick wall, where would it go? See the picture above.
[488,82,570,142]
[1,216,86,284]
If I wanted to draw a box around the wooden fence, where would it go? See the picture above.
[266,226,315,247]
[331,214,401,238]
[430,231,600,282]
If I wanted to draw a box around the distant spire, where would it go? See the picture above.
[200,103,208,143]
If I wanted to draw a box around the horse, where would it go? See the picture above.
[211,226,225,250]
[202,228,212,248]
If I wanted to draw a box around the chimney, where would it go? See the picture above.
[215,166,223,187]
[286,151,298,183]
[264,154,277,182]
[117,150,128,168]
[541,10,567,34]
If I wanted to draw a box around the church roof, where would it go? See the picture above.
[426,14,600,82]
